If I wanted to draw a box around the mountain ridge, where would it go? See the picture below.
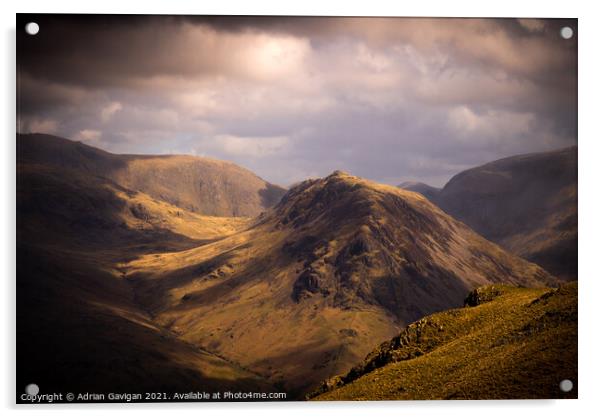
[17,133,286,217]
[397,181,441,201]
[398,146,577,280]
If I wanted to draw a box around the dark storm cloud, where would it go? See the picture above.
[17,14,577,186]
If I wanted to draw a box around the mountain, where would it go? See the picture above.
[433,147,577,280]
[18,133,286,217]
[17,135,277,397]
[16,134,566,400]
[311,282,577,400]
[397,181,441,201]
[124,170,555,397]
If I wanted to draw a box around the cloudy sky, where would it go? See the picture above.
[17,15,577,187]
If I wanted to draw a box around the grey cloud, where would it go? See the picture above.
[17,14,577,187]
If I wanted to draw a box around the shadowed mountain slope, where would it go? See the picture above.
[398,181,441,201]
[312,282,577,400]
[125,171,555,396]
[18,133,286,217]
[17,242,275,397]
[433,147,577,280]
[17,150,274,397]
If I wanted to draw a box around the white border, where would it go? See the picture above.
[3,1,600,417]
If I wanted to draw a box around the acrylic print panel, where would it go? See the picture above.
[16,14,577,403]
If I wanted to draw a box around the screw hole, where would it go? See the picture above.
[559,379,573,392]
[25,22,39,36]
[560,26,573,40]
[25,383,39,395]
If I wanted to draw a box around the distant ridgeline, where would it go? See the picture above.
[17,133,286,217]
[399,147,577,281]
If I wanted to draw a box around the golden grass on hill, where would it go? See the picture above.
[312,282,577,400]
[113,188,251,241]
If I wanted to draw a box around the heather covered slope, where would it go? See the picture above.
[124,171,555,396]
[433,147,577,280]
[312,282,577,400]
[18,133,286,217]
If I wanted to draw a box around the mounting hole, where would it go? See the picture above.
[25,383,39,396]
[25,22,39,35]
[559,379,573,392]
[560,26,573,40]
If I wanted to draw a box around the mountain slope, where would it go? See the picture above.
[17,243,274,397]
[17,164,250,249]
[433,147,577,280]
[18,133,286,217]
[398,181,441,201]
[17,152,274,397]
[312,282,577,400]
[124,171,555,396]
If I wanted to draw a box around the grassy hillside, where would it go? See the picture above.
[312,282,577,400]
